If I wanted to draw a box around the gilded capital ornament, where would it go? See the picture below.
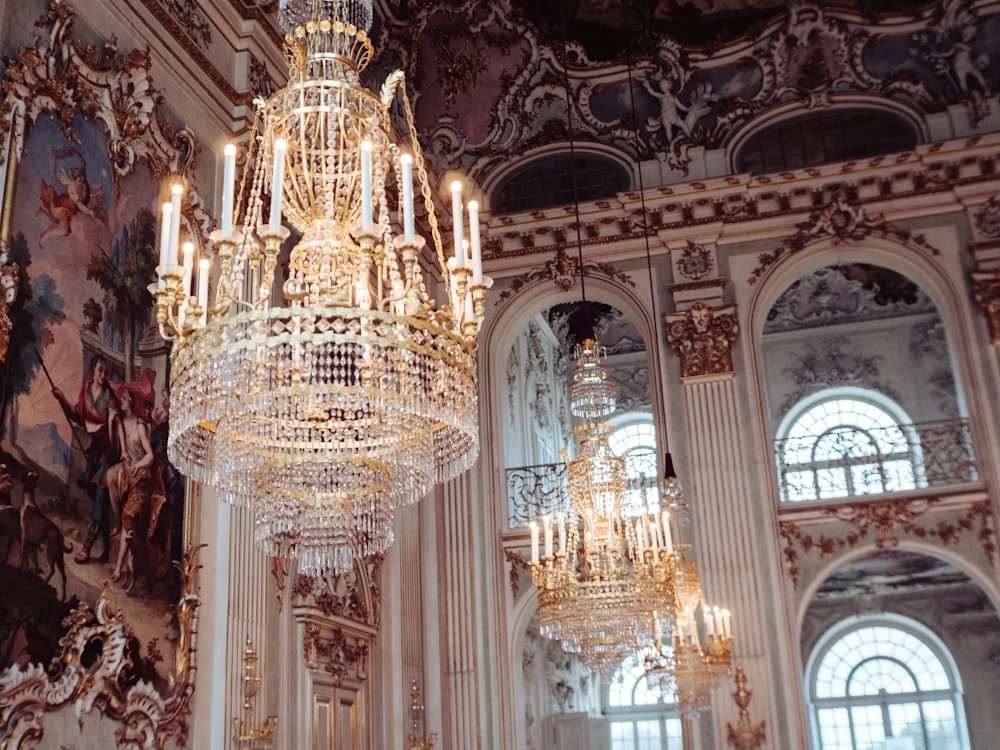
[972,270,1000,343]
[664,301,739,377]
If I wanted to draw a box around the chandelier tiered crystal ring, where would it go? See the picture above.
[529,339,677,679]
[153,0,490,575]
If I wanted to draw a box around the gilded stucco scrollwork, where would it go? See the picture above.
[496,246,634,302]
[749,194,939,286]
[779,500,997,587]
[0,546,202,749]
[972,269,1000,343]
[0,1,210,236]
[302,625,369,686]
[664,301,738,377]
[373,0,993,184]
[291,554,382,685]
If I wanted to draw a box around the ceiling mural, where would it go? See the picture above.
[371,0,1000,182]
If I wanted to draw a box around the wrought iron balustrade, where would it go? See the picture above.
[775,417,977,503]
[506,463,569,529]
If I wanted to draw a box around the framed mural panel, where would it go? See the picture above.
[0,3,210,746]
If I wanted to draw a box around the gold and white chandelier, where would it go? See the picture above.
[529,339,678,679]
[153,0,489,575]
[644,475,734,717]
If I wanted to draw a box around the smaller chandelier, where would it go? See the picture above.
[528,338,677,679]
[645,598,734,718]
[644,473,734,716]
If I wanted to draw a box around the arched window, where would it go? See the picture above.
[607,663,683,750]
[492,153,630,214]
[776,392,922,502]
[808,619,969,750]
[735,111,918,174]
[608,417,658,514]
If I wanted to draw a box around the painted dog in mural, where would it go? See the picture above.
[19,472,72,601]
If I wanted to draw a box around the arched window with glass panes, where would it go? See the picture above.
[807,618,970,750]
[775,389,925,503]
[608,418,659,512]
[607,662,683,750]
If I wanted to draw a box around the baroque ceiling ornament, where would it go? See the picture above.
[365,0,994,179]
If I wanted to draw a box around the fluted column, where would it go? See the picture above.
[436,470,493,748]
[225,504,272,737]
[665,302,779,748]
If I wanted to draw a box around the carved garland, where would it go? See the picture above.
[302,625,369,686]
[748,194,940,286]
[0,546,202,749]
[779,500,997,587]
[496,245,635,303]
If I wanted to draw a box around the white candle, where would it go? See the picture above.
[529,521,539,565]
[360,140,373,233]
[585,509,594,548]
[451,181,464,266]
[705,606,716,637]
[197,258,210,323]
[400,153,414,241]
[468,200,482,284]
[662,510,673,555]
[158,202,173,269]
[181,242,194,297]
[721,609,731,638]
[713,606,724,638]
[635,519,645,558]
[649,513,659,551]
[221,143,236,237]
[556,512,566,555]
[167,184,183,269]
[543,515,553,558]
[270,138,286,227]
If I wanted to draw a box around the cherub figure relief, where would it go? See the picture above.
[37,147,106,248]
[644,73,717,141]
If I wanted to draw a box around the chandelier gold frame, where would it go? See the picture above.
[153,0,490,574]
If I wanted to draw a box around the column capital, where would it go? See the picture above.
[664,300,739,377]
[972,269,1000,343]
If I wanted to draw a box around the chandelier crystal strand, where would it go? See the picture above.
[154,0,490,575]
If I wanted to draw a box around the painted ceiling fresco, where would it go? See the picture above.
[370,0,1000,185]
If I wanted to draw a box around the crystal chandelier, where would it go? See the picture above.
[644,475,734,717]
[528,338,678,679]
[152,0,490,575]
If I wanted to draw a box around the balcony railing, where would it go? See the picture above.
[775,418,978,503]
[504,464,663,529]
[505,463,569,529]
